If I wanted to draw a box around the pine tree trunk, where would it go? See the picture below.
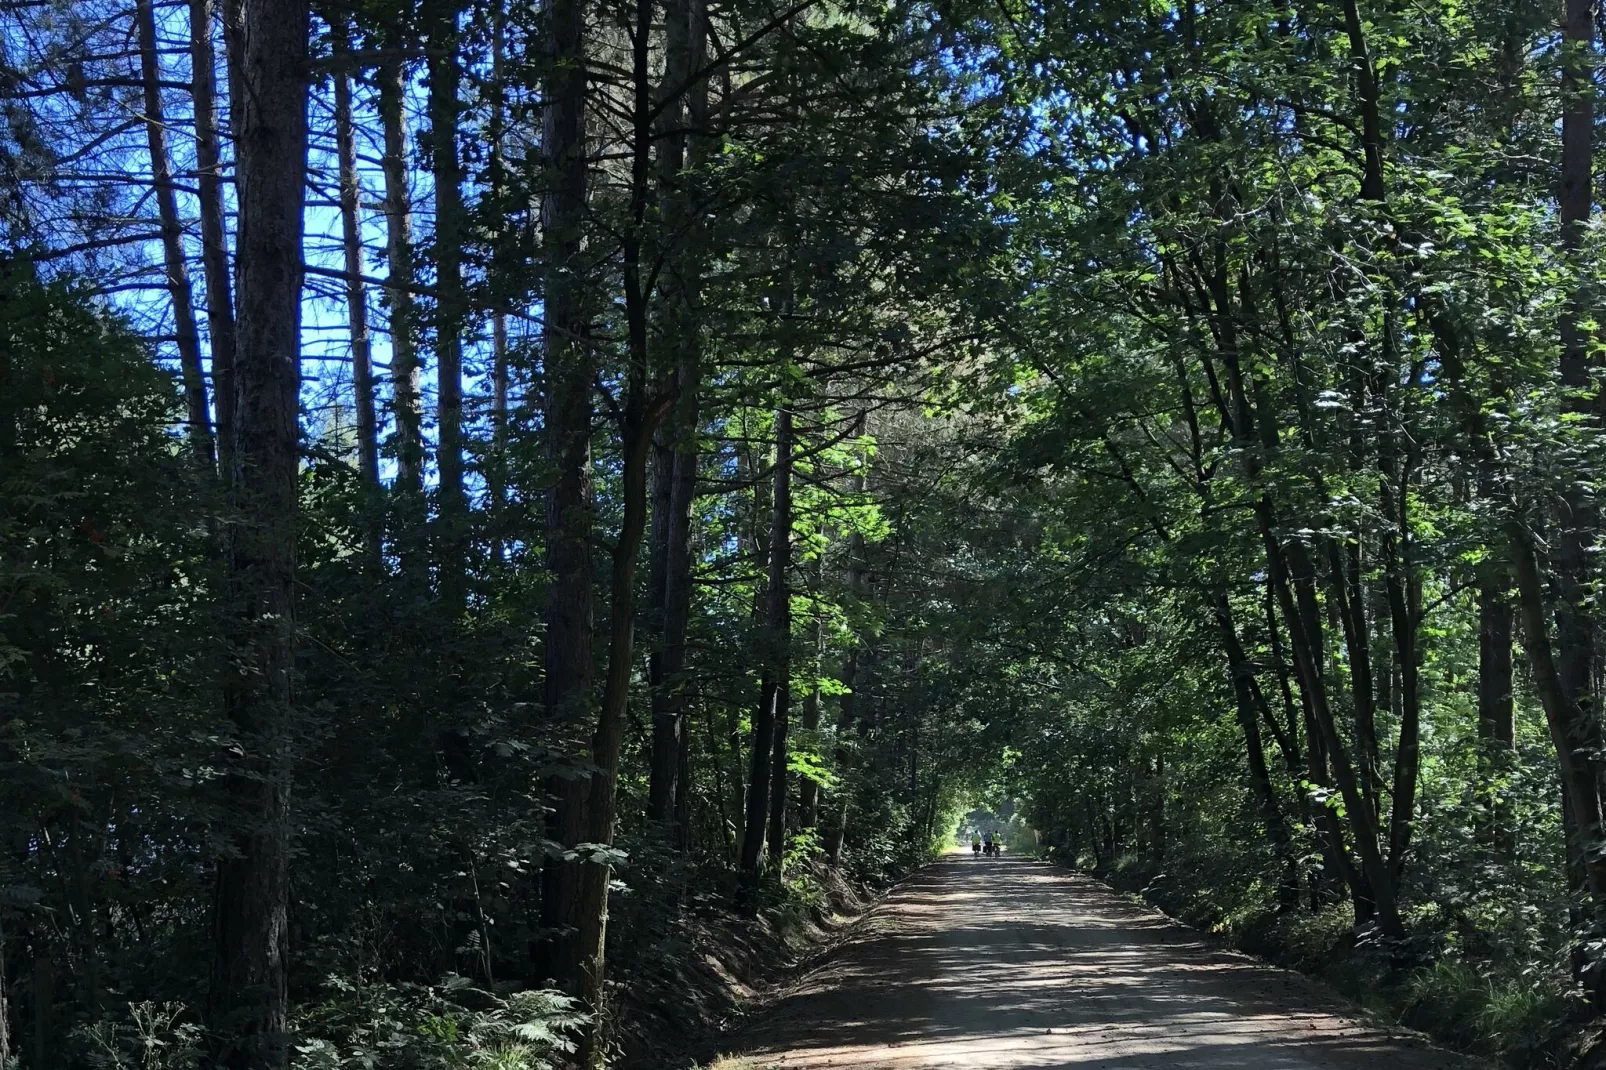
[330,21,380,554]
[1510,523,1606,913]
[1478,548,1515,850]
[740,608,778,895]
[574,396,662,1067]
[765,413,796,875]
[138,0,213,467]
[209,2,307,1066]
[537,0,593,996]
[189,0,235,474]
[1478,562,1514,749]
[742,409,793,901]
[377,58,425,510]
[567,5,673,1050]
[0,915,10,1069]
[823,416,870,865]
[487,0,510,566]
[428,7,466,599]
[1557,0,1605,917]
[822,642,856,865]
[797,609,823,830]
[646,0,709,834]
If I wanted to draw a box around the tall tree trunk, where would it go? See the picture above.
[1478,562,1515,749]
[1335,0,1426,901]
[490,312,509,562]
[765,410,796,876]
[646,0,709,832]
[1478,548,1515,848]
[573,398,664,1066]
[189,0,235,474]
[1327,537,1380,821]
[0,916,8,1070]
[567,5,671,1054]
[428,4,466,600]
[1380,400,1423,884]
[1511,523,1606,918]
[377,58,426,526]
[137,0,213,467]
[823,416,870,865]
[209,2,307,1066]
[30,955,51,1070]
[1556,0,1604,946]
[330,20,380,567]
[537,0,593,996]
[797,608,823,830]
[647,437,676,814]
[1434,266,1606,951]
[1207,299,1402,936]
[726,702,747,855]
[487,0,510,566]
[1214,594,1297,907]
[741,409,793,900]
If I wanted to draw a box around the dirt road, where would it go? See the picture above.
[719,857,1480,1069]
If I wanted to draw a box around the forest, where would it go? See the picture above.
[3,0,1606,1066]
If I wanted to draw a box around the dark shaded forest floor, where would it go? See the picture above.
[707,857,1483,1069]
[618,864,884,1067]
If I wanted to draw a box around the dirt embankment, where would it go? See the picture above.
[615,864,887,1069]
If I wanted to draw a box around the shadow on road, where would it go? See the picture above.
[727,859,1473,1069]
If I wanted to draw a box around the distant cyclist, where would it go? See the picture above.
[971,833,982,855]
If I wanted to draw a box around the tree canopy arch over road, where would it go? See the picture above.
[1,0,1603,1065]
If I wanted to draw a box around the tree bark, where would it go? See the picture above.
[1213,593,1297,907]
[573,394,665,1066]
[741,409,793,900]
[190,0,235,475]
[377,58,425,511]
[1557,0,1602,895]
[646,0,709,831]
[1379,407,1423,884]
[797,609,823,830]
[330,20,380,538]
[31,955,50,1070]
[1326,537,1380,820]
[566,4,673,1054]
[1478,546,1515,849]
[209,2,307,1066]
[0,915,9,1069]
[1208,299,1402,936]
[823,415,870,865]
[537,0,593,998]
[137,0,213,467]
[765,410,796,876]
[428,4,466,600]
[1478,561,1514,748]
[1510,523,1606,912]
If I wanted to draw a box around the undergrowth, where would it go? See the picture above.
[1064,847,1581,1068]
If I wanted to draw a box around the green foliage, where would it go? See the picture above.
[72,1004,204,1070]
[6,0,1606,1064]
[1400,962,1569,1058]
[290,979,583,1070]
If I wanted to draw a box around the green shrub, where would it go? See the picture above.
[1399,960,1568,1057]
[72,1003,204,1070]
[291,976,584,1070]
